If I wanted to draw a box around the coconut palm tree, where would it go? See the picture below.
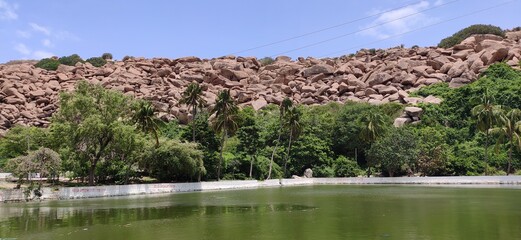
[132,101,164,147]
[471,89,502,175]
[359,110,387,177]
[283,106,301,178]
[267,98,293,180]
[180,82,206,142]
[489,108,521,175]
[211,89,238,181]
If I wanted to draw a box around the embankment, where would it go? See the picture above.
[1,175,521,203]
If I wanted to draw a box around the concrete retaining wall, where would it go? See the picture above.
[2,176,521,203]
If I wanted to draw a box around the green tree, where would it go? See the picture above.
[211,89,238,180]
[283,106,301,177]
[180,82,206,142]
[368,127,418,177]
[489,108,521,174]
[5,147,61,183]
[471,89,502,175]
[359,110,388,176]
[132,100,164,147]
[52,81,134,185]
[267,98,292,179]
[236,107,262,178]
[142,139,205,182]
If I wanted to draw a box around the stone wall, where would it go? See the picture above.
[2,176,521,203]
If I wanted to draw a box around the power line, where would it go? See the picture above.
[319,0,517,58]
[227,0,429,56]
[268,0,459,58]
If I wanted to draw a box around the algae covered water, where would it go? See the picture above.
[1,185,520,239]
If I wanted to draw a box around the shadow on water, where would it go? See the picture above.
[0,203,316,236]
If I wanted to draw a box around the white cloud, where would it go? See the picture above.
[32,50,54,59]
[29,22,51,35]
[360,0,438,39]
[14,43,30,55]
[0,0,18,20]
[42,39,53,47]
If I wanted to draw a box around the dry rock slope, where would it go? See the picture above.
[1,32,521,136]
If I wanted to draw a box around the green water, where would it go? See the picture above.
[1,185,520,239]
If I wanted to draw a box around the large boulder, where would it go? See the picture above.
[301,64,334,78]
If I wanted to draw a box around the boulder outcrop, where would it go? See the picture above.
[1,32,520,135]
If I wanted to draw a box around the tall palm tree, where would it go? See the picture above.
[180,82,206,142]
[489,108,521,175]
[267,98,293,180]
[359,110,387,177]
[132,101,163,147]
[283,106,301,178]
[471,89,502,175]
[211,89,238,181]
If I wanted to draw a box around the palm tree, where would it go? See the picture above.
[180,82,206,142]
[359,110,387,177]
[267,98,293,180]
[471,89,502,175]
[211,89,238,181]
[283,106,301,178]
[489,108,521,175]
[132,101,164,147]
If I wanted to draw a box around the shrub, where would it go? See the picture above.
[58,54,84,66]
[259,57,275,66]
[86,57,107,67]
[334,156,364,177]
[101,52,113,60]
[438,24,505,48]
[34,58,60,71]
[122,55,133,61]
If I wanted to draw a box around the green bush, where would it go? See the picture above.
[259,57,275,66]
[438,24,505,48]
[101,52,113,60]
[86,57,107,67]
[34,58,60,71]
[333,156,364,177]
[122,55,133,61]
[58,54,84,66]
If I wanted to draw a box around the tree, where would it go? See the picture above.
[236,107,262,179]
[180,82,206,142]
[359,110,388,176]
[142,139,205,182]
[52,81,134,185]
[367,127,418,177]
[489,108,521,175]
[471,89,503,175]
[6,147,61,183]
[267,98,292,179]
[211,89,238,180]
[132,100,164,147]
[283,106,301,177]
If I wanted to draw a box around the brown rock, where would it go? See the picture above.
[302,64,334,77]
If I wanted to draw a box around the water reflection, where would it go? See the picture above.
[0,203,316,236]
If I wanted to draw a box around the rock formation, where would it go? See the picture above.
[1,32,520,136]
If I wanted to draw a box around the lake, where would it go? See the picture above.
[1,185,520,239]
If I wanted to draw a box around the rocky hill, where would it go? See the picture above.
[1,31,521,136]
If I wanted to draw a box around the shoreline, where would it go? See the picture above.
[1,176,521,203]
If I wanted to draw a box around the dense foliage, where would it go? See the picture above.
[2,63,521,186]
[35,54,108,70]
[34,58,60,71]
[438,24,505,48]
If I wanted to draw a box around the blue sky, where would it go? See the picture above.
[0,0,520,63]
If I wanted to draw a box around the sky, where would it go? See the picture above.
[0,0,520,63]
